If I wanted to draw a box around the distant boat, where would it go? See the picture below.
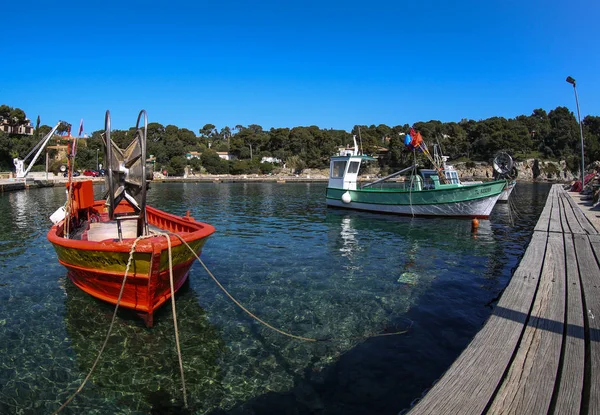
[325,137,506,219]
[47,110,215,327]
[498,179,516,202]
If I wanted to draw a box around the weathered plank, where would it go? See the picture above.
[549,187,563,234]
[573,234,600,414]
[408,231,547,415]
[561,188,599,235]
[558,193,583,235]
[535,186,555,233]
[488,232,565,414]
[590,234,600,261]
[553,233,585,414]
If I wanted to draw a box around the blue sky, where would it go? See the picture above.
[3,0,599,135]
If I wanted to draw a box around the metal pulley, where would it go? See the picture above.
[493,152,518,179]
[103,110,150,236]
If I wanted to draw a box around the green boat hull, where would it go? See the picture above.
[326,180,507,218]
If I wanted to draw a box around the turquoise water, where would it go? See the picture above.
[0,182,551,414]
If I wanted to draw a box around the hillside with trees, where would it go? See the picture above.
[1,103,599,177]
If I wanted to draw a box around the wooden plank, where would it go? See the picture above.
[409,231,547,415]
[558,193,582,235]
[535,186,555,233]
[549,186,563,234]
[560,187,599,235]
[554,234,585,414]
[572,208,598,234]
[590,234,600,260]
[573,234,600,414]
[562,190,600,235]
[488,232,566,414]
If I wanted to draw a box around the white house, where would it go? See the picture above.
[261,156,282,164]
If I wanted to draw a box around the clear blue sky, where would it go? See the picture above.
[3,0,599,135]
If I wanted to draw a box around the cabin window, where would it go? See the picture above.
[423,177,435,190]
[331,161,347,178]
[445,171,459,184]
[347,161,360,174]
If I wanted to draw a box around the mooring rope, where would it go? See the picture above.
[409,151,417,217]
[53,234,148,414]
[171,233,412,343]
[152,231,188,408]
[53,232,188,413]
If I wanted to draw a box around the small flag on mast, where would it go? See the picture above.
[78,119,84,137]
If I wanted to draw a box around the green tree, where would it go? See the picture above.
[200,149,229,174]
[168,155,188,176]
[199,124,216,138]
[547,106,579,159]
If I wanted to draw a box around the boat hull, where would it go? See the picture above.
[48,201,215,326]
[497,180,516,202]
[326,180,506,218]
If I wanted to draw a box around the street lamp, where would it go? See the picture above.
[566,76,586,189]
[96,148,99,171]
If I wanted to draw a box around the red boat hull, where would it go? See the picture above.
[48,199,215,327]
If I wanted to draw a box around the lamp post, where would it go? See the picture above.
[96,148,99,171]
[566,76,586,189]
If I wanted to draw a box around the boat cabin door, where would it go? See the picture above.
[328,156,362,190]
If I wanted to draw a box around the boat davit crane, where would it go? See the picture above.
[13,121,68,178]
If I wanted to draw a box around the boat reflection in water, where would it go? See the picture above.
[327,211,494,299]
[63,280,226,413]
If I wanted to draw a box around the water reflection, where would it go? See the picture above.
[338,216,359,259]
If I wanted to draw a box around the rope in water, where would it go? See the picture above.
[53,232,188,413]
[171,233,318,342]
[171,233,412,343]
[153,231,188,408]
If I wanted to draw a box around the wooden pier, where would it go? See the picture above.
[409,184,600,414]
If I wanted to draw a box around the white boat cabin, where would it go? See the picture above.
[328,139,465,192]
[328,142,376,190]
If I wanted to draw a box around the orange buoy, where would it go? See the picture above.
[471,218,479,233]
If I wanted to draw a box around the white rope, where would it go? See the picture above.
[152,231,188,407]
[53,232,189,412]
[170,233,411,342]
[53,234,152,414]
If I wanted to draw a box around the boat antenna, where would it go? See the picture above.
[358,126,364,155]
[435,137,445,159]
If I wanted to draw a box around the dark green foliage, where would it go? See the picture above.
[1,103,599,176]
[201,149,229,174]
[259,162,275,174]
[168,155,188,176]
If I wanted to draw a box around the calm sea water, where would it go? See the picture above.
[0,181,551,414]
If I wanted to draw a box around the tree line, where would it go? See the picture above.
[1,103,599,176]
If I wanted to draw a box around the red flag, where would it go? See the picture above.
[78,119,84,136]
[410,131,423,148]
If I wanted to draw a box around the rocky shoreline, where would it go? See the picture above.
[2,157,592,193]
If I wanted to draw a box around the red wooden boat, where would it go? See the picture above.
[47,110,215,327]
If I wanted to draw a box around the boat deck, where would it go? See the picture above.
[408,184,600,414]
